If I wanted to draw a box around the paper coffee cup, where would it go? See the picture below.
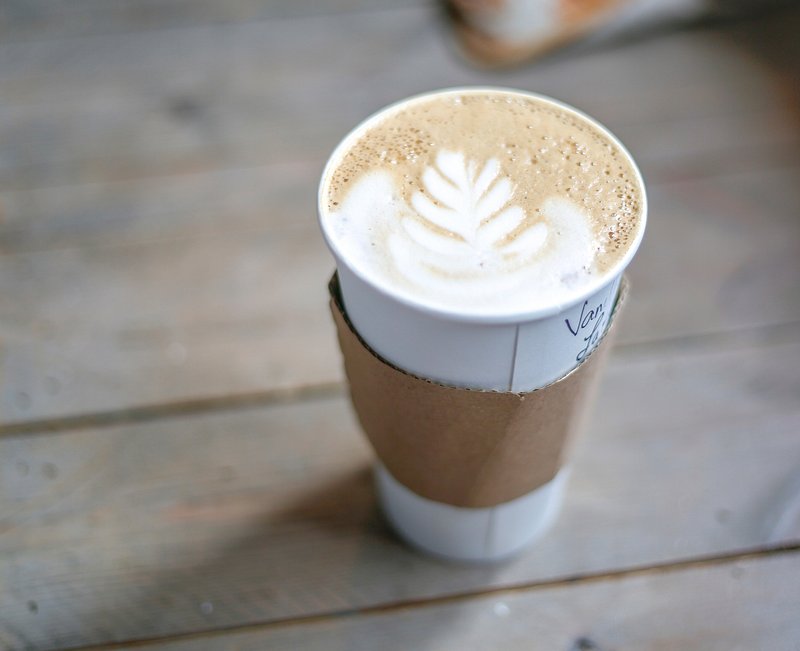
[319,88,646,561]
[321,89,645,392]
[334,258,622,392]
[329,273,627,561]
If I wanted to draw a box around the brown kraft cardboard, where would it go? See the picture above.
[329,274,627,508]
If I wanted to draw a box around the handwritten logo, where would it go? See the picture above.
[565,298,608,362]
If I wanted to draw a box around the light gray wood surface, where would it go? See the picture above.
[0,11,795,191]
[1,1,799,649]
[0,0,431,42]
[95,552,800,651]
[1,6,799,425]
[2,334,799,649]
[2,166,799,426]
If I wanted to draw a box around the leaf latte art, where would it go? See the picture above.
[406,150,546,261]
[390,149,586,299]
[321,90,644,315]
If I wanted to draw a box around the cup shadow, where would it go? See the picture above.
[77,463,500,647]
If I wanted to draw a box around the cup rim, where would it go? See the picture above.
[318,86,647,325]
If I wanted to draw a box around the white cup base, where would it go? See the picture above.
[375,463,568,563]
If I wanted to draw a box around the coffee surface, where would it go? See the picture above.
[321,89,643,314]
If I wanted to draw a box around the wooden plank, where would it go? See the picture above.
[0,0,430,42]
[1,336,799,648]
[624,165,800,345]
[0,160,319,252]
[2,138,798,253]
[2,11,799,425]
[2,163,799,424]
[81,552,800,651]
[0,211,340,424]
[0,9,798,192]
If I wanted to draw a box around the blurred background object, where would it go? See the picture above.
[0,0,798,649]
[448,0,799,66]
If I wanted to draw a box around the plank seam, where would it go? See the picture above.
[54,542,800,651]
[3,319,799,437]
[0,383,344,437]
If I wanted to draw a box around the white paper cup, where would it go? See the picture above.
[376,462,569,562]
[319,88,646,561]
[334,260,622,392]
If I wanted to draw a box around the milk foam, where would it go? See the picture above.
[322,90,643,315]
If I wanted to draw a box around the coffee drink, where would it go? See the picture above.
[320,89,647,561]
[320,88,643,315]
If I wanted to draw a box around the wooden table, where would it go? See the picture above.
[1,2,799,649]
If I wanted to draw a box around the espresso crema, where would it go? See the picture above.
[320,89,644,315]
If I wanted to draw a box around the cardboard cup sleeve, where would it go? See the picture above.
[329,274,628,509]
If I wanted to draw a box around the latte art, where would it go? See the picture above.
[321,89,644,315]
[407,150,544,264]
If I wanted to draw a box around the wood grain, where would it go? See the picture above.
[2,163,798,424]
[2,334,799,649]
[1,9,799,424]
[2,3,799,651]
[0,9,797,192]
[0,0,431,42]
[79,551,800,651]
